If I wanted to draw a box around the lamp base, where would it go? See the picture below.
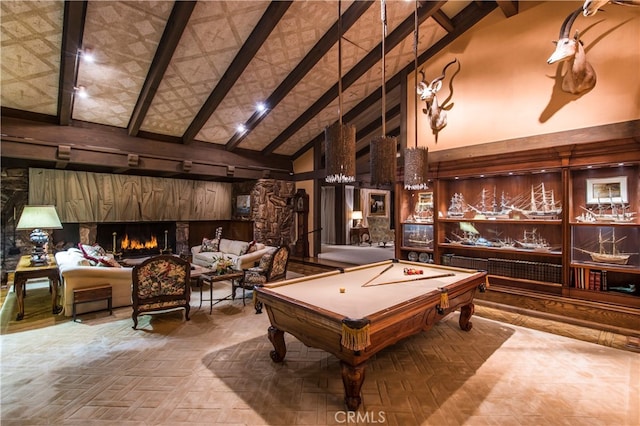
[29,229,50,266]
[29,249,49,266]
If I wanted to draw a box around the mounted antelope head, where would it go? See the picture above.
[416,58,460,141]
[547,8,596,95]
[583,0,640,16]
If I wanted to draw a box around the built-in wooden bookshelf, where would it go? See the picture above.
[396,139,640,315]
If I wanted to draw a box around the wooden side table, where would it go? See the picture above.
[13,254,61,320]
[349,227,370,246]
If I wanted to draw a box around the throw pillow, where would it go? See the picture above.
[78,243,107,265]
[97,256,122,268]
[201,237,220,252]
[227,240,249,256]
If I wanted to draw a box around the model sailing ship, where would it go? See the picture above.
[515,228,552,251]
[576,188,636,223]
[468,187,511,219]
[510,183,561,219]
[447,193,468,218]
[574,229,637,265]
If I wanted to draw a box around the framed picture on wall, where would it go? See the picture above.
[369,193,386,216]
[586,176,627,204]
[237,194,251,215]
[418,192,433,208]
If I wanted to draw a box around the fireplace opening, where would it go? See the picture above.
[97,222,176,258]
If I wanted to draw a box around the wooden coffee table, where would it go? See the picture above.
[197,270,244,314]
[189,264,213,283]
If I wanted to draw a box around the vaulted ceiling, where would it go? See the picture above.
[1,1,519,174]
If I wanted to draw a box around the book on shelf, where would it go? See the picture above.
[573,267,607,291]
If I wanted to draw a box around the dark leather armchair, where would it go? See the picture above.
[131,255,190,329]
[238,245,290,314]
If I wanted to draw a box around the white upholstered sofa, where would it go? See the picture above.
[191,238,275,270]
[55,248,133,316]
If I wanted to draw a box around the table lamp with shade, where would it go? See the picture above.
[352,210,363,228]
[16,205,63,266]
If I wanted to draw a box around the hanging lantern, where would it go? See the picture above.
[370,135,396,186]
[403,0,428,190]
[325,0,355,184]
[369,0,396,187]
[325,122,356,183]
[404,146,429,190]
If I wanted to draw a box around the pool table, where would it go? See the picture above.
[255,259,487,410]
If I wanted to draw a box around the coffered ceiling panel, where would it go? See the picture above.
[72,1,174,127]
[238,1,414,153]
[0,0,63,116]
[140,1,269,136]
[195,1,340,145]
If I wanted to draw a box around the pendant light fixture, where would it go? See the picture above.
[404,0,429,190]
[325,0,356,184]
[369,0,397,187]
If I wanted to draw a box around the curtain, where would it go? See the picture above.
[321,186,335,244]
[345,185,354,242]
[29,168,233,222]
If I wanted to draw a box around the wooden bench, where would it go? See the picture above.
[73,284,112,321]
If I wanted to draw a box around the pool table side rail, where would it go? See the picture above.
[256,270,486,365]
[342,259,480,275]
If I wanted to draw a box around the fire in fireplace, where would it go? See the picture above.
[121,234,158,250]
[96,222,176,257]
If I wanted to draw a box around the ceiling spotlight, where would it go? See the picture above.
[236,124,246,133]
[256,102,267,113]
[74,86,88,99]
[80,48,94,63]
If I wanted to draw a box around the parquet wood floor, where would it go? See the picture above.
[1,271,638,425]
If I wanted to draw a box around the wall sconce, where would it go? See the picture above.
[16,205,63,266]
[352,210,363,228]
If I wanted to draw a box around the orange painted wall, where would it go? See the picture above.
[406,1,640,152]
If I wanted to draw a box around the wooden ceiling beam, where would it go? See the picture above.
[225,0,374,151]
[496,1,519,18]
[262,1,447,156]
[431,9,454,33]
[182,1,293,144]
[58,1,87,126]
[127,1,196,136]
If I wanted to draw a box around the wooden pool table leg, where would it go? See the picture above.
[268,326,287,362]
[459,302,475,331]
[341,361,365,411]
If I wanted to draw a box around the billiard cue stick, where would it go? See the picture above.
[361,264,394,287]
[362,272,455,287]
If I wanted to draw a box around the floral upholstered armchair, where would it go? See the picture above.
[366,216,395,247]
[131,255,191,329]
[239,245,290,314]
